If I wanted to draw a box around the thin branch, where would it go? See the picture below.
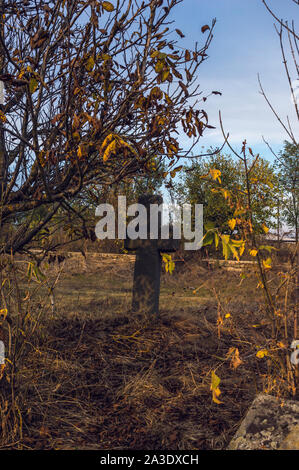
[262,0,299,41]
[276,23,299,122]
[258,73,297,144]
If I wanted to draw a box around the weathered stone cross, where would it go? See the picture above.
[125,194,179,316]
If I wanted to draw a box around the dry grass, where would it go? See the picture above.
[0,256,296,450]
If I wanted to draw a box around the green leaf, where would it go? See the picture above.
[211,370,220,389]
[259,245,277,253]
[202,231,214,246]
[228,241,239,261]
[221,234,231,260]
[29,77,38,93]
[214,231,219,249]
[33,264,45,282]
[204,221,216,231]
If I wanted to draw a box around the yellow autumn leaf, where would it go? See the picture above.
[262,224,269,234]
[221,234,230,245]
[101,133,114,150]
[170,165,182,178]
[117,137,137,155]
[256,349,268,358]
[239,242,245,257]
[85,56,95,72]
[228,242,240,261]
[0,364,6,381]
[232,240,245,256]
[212,387,222,404]
[0,110,6,123]
[77,146,83,158]
[221,188,230,199]
[250,249,258,257]
[225,313,231,319]
[161,69,170,82]
[230,238,243,247]
[226,347,242,369]
[169,261,175,274]
[164,92,172,105]
[18,68,25,79]
[102,1,114,12]
[210,371,222,404]
[162,253,175,275]
[209,168,221,183]
[103,139,116,162]
[262,257,272,270]
[102,134,138,161]
[228,218,236,230]
[231,348,242,369]
[0,308,8,319]
[150,50,159,59]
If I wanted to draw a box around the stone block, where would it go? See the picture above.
[228,393,299,450]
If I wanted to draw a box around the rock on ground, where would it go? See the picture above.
[228,393,299,450]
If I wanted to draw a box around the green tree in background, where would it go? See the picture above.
[275,141,299,243]
[176,153,239,232]
[175,152,279,237]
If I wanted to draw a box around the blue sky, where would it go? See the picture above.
[169,0,298,162]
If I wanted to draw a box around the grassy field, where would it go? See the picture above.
[0,255,296,450]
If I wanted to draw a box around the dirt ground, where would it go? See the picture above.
[0,256,296,450]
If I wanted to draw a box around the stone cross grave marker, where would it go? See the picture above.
[125,194,179,316]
